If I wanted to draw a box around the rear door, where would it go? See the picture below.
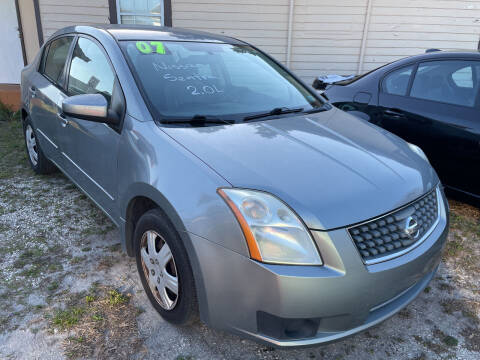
[59,36,122,218]
[378,59,480,195]
[29,36,74,165]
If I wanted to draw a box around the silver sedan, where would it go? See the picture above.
[20,24,448,347]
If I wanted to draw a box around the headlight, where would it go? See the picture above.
[218,188,322,265]
[408,142,430,164]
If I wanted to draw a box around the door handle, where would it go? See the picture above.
[29,86,36,97]
[384,108,405,118]
[57,113,68,127]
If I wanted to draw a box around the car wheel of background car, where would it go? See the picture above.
[134,208,198,325]
[23,116,57,174]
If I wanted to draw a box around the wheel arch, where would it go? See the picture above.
[121,183,210,324]
[21,107,29,124]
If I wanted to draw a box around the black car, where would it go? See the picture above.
[321,51,480,199]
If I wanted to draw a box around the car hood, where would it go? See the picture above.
[161,107,438,230]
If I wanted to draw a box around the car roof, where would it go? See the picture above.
[378,50,480,71]
[50,24,246,45]
[401,49,480,62]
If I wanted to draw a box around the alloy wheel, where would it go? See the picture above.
[25,125,38,166]
[140,230,179,310]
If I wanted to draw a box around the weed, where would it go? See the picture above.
[442,335,458,347]
[48,281,59,292]
[14,248,45,268]
[107,289,129,306]
[0,102,20,122]
[92,313,103,322]
[52,307,85,330]
[20,265,41,278]
[70,256,86,265]
[444,239,464,257]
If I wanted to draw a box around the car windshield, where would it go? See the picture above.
[120,40,324,122]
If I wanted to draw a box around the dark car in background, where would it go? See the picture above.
[320,51,480,199]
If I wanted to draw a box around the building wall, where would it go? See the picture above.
[39,0,110,40]
[18,0,40,64]
[172,0,290,63]
[290,0,368,80]
[363,0,480,72]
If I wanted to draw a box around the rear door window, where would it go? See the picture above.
[42,37,74,86]
[410,60,480,107]
[382,65,414,96]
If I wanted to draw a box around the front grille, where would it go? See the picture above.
[348,188,439,263]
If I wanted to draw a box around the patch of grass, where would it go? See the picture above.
[444,239,464,258]
[58,286,141,359]
[91,313,103,322]
[68,336,85,343]
[13,248,45,269]
[70,256,86,265]
[52,307,85,330]
[450,211,480,236]
[20,265,42,278]
[0,118,29,180]
[442,335,458,347]
[0,101,20,122]
[413,334,448,356]
[107,289,129,306]
[81,247,91,252]
[423,286,431,293]
[107,243,121,252]
[48,281,59,292]
[48,263,63,272]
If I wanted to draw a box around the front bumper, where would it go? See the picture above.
[190,189,448,348]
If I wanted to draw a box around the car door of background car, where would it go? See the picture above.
[59,36,122,219]
[29,36,74,166]
[378,59,480,196]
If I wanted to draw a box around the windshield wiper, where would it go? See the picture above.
[160,115,235,126]
[243,107,304,122]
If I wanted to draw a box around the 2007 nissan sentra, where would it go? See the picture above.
[20,25,449,347]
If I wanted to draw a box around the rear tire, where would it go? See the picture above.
[134,208,198,325]
[23,116,56,174]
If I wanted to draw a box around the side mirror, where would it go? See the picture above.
[62,94,119,125]
[312,78,328,91]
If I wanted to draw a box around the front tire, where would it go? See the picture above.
[134,208,198,325]
[23,116,56,174]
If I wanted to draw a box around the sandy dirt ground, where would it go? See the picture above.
[0,119,479,360]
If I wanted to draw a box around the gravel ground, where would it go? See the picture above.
[0,118,479,360]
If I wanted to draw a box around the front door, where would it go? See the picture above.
[59,36,120,219]
[0,0,24,84]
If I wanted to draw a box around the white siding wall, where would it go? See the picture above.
[363,0,480,72]
[172,0,290,63]
[39,0,110,40]
[290,0,367,81]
